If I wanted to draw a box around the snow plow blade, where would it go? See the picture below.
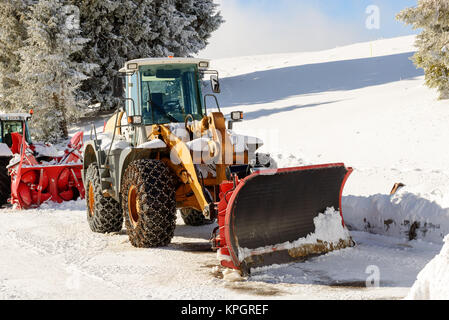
[214,163,354,274]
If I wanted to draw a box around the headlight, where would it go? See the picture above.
[230,111,243,121]
[127,115,142,124]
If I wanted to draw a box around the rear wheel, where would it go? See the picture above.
[180,208,206,226]
[121,159,177,247]
[0,157,11,206]
[85,163,123,233]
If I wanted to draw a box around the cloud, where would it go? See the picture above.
[198,0,363,58]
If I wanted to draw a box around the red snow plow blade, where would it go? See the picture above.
[8,131,85,209]
[213,164,354,274]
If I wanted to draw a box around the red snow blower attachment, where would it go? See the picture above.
[213,163,354,274]
[7,124,85,209]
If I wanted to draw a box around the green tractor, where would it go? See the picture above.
[0,113,33,206]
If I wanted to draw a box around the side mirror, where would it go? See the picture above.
[210,75,221,94]
[113,76,124,98]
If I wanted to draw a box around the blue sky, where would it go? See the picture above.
[199,0,418,58]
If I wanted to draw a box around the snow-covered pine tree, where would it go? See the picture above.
[69,0,124,108]
[70,0,223,110]
[398,0,449,99]
[69,0,155,109]
[0,0,29,111]
[174,0,224,56]
[18,0,90,142]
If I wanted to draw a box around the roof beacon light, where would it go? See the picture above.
[199,61,209,69]
[127,63,138,71]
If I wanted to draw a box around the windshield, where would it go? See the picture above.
[0,120,31,146]
[140,64,203,125]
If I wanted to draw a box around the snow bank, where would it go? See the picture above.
[343,188,449,243]
[406,235,449,300]
[238,207,351,262]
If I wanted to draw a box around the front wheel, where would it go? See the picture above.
[121,159,177,247]
[85,163,123,233]
[0,157,11,206]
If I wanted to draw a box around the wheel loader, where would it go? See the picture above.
[82,57,354,274]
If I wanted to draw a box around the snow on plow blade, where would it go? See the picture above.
[215,164,354,274]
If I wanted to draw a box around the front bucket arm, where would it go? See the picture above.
[158,125,210,216]
[217,163,353,273]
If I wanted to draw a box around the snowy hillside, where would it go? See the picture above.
[212,35,449,244]
[1,35,448,300]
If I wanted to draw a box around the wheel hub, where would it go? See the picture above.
[127,185,140,228]
[88,182,94,217]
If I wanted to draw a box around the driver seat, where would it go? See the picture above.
[4,133,12,148]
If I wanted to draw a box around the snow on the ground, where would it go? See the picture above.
[0,200,441,300]
[250,231,440,289]
[406,235,449,300]
[2,35,449,299]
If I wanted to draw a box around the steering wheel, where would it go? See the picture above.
[147,100,178,123]
[165,100,183,113]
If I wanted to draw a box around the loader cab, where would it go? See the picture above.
[120,58,213,125]
[140,64,204,125]
[0,114,32,148]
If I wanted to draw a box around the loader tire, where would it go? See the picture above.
[180,208,206,226]
[0,157,11,206]
[85,163,123,233]
[121,159,177,247]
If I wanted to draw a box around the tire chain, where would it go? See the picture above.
[121,159,177,247]
[86,164,123,233]
[180,208,206,226]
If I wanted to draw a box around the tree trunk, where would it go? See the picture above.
[53,92,68,141]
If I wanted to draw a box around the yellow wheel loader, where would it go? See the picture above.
[82,58,354,274]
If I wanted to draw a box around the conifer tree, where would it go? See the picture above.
[0,0,223,135]
[0,0,29,111]
[70,0,223,109]
[398,0,449,99]
[18,0,90,142]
